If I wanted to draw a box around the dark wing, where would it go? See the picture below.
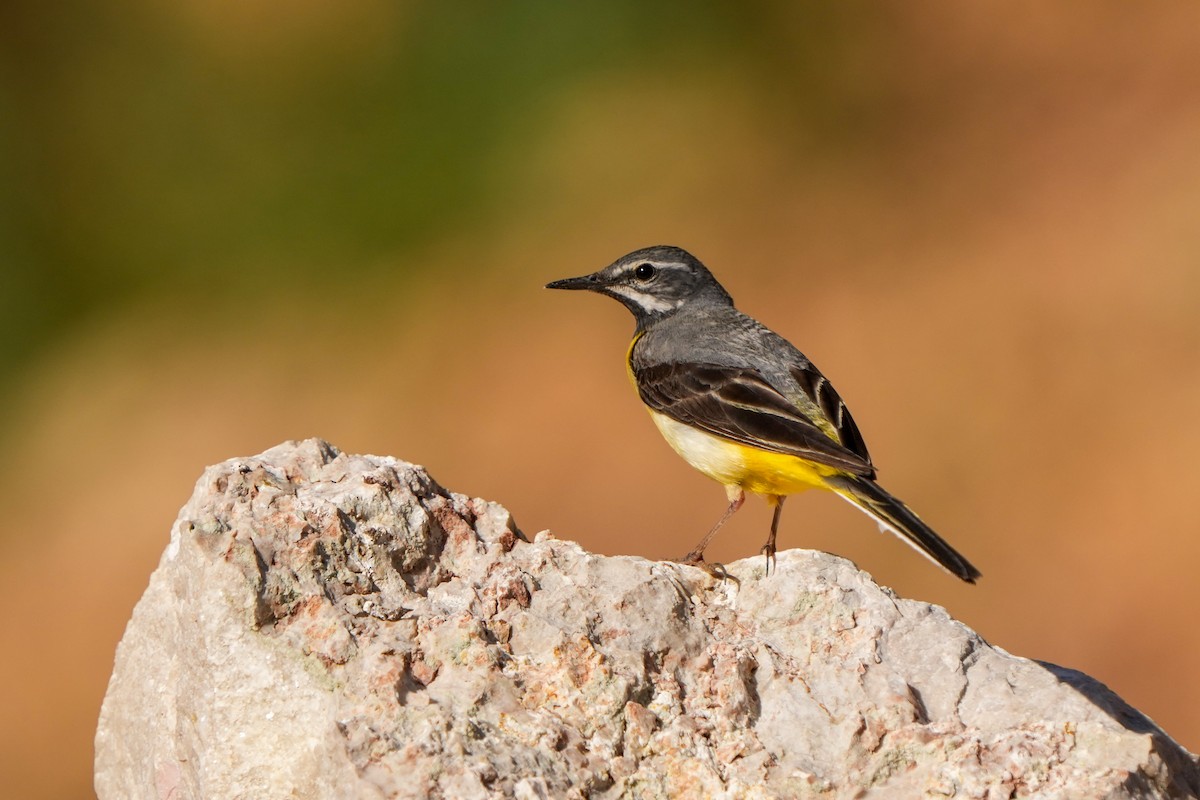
[787,362,872,467]
[632,359,876,478]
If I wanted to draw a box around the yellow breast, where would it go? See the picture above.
[646,409,837,497]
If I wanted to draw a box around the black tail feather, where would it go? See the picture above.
[825,474,981,584]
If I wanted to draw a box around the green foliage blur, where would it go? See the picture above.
[0,0,892,406]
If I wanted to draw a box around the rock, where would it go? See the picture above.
[95,439,1200,800]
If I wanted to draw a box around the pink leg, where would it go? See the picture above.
[762,495,785,576]
[680,486,745,564]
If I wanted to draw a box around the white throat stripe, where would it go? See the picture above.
[607,285,675,313]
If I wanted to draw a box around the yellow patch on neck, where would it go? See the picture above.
[625,331,645,387]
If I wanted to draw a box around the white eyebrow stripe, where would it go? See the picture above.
[606,284,676,313]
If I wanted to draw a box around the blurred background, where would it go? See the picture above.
[2,1,1199,796]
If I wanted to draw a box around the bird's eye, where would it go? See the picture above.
[634,263,656,281]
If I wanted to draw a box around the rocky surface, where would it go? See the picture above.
[95,439,1200,799]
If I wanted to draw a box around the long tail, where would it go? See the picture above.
[824,474,981,583]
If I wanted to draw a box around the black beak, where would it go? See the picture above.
[545,273,600,291]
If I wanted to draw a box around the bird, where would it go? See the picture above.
[545,245,981,583]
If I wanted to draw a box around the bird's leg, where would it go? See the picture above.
[762,495,785,576]
[679,486,745,568]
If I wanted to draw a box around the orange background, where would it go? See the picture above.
[2,3,1198,797]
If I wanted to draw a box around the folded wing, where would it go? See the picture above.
[632,360,876,478]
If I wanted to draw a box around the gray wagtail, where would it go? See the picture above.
[547,245,981,583]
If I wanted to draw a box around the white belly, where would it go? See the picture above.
[649,411,746,485]
[646,409,834,496]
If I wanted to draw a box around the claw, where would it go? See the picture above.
[761,542,777,577]
[675,553,732,583]
[761,495,785,577]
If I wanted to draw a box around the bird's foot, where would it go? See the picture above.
[760,542,777,577]
[675,552,730,581]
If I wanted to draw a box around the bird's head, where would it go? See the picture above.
[546,245,733,329]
